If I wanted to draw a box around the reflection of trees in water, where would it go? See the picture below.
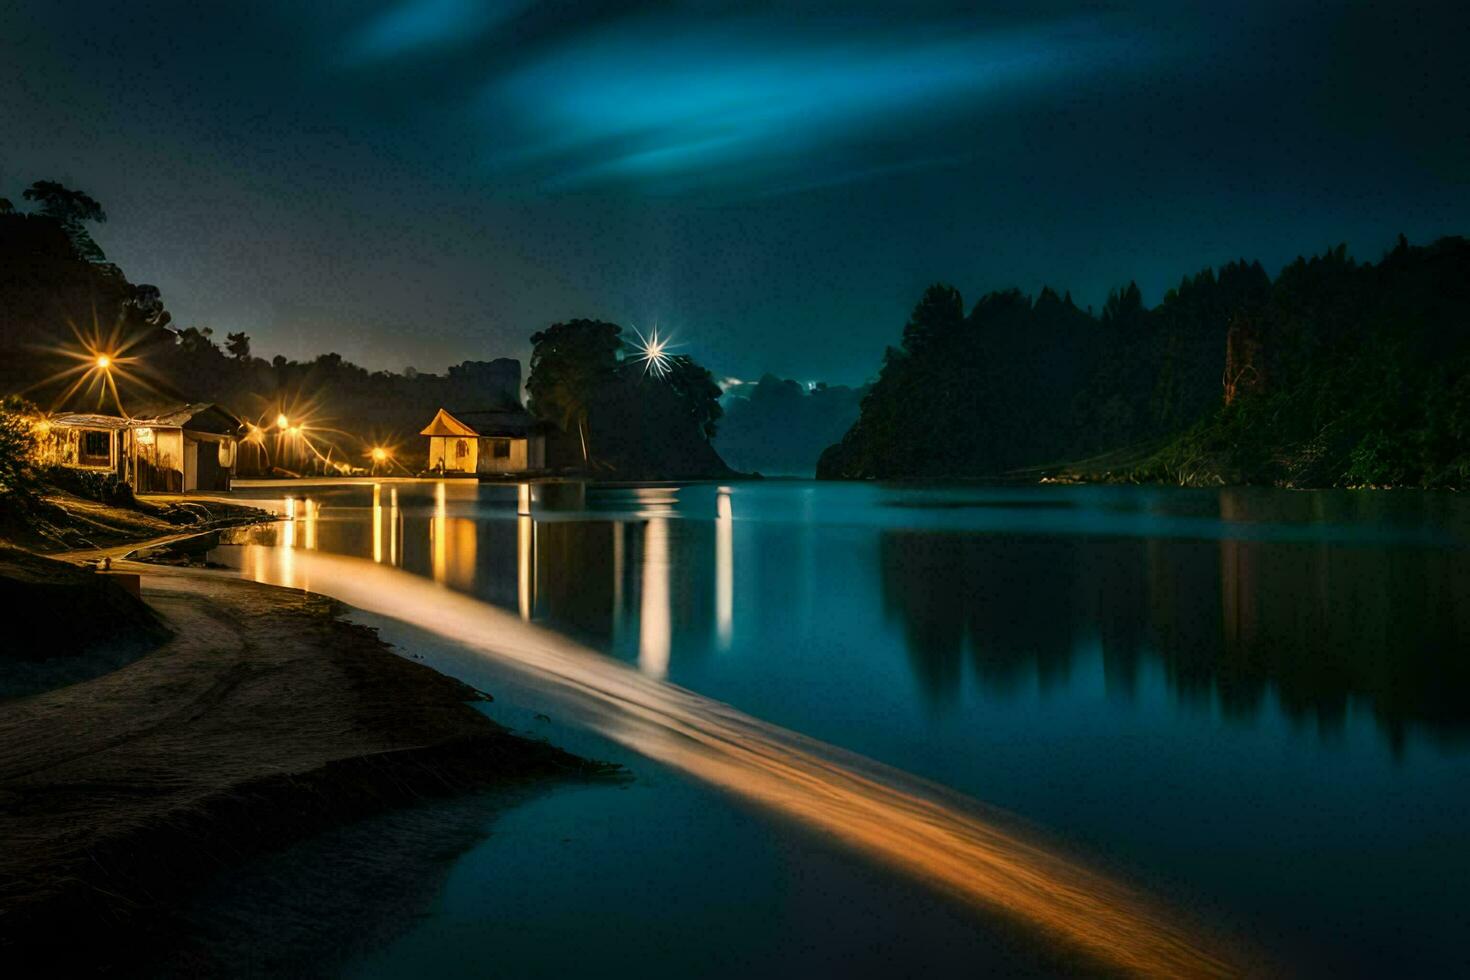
[879,530,1470,747]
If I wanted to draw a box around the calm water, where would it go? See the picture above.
[214,481,1470,976]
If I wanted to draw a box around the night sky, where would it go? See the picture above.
[3,1,1467,385]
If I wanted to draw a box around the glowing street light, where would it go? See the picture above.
[95,354,112,370]
[631,323,675,378]
[276,413,290,429]
[371,447,388,463]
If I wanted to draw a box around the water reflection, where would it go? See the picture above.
[517,514,535,621]
[639,518,672,678]
[214,482,1470,974]
[879,530,1470,747]
[224,482,1470,750]
[715,487,733,650]
[216,547,1243,977]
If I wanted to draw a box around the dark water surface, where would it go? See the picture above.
[214,481,1470,976]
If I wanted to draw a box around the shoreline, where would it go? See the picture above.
[0,554,613,971]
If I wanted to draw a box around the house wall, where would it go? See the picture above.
[45,427,121,474]
[182,435,233,491]
[428,435,478,473]
[477,437,529,475]
[133,428,185,493]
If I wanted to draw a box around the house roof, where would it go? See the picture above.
[420,408,481,437]
[131,403,244,435]
[421,407,544,438]
[48,403,243,435]
[49,413,131,430]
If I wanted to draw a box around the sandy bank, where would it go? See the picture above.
[0,487,271,553]
[0,562,611,971]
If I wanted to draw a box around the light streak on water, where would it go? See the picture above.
[432,481,447,585]
[517,515,535,621]
[638,518,671,678]
[227,547,1241,978]
[389,487,399,566]
[715,488,733,650]
[303,498,319,551]
[372,484,383,564]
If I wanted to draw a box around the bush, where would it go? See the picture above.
[42,465,138,507]
[0,396,41,497]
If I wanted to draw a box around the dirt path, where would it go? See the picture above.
[0,563,606,970]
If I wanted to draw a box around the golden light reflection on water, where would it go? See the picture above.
[611,520,625,645]
[389,487,399,566]
[431,481,447,584]
[279,497,297,589]
[639,517,671,678]
[302,498,318,551]
[517,514,535,621]
[225,548,1241,978]
[372,484,383,563]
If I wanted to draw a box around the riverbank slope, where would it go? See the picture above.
[0,559,610,972]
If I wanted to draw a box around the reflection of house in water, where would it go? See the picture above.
[420,408,548,476]
[38,403,243,492]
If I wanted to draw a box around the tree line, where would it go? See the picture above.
[819,234,1470,487]
[0,181,730,478]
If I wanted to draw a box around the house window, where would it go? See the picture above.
[455,439,470,459]
[491,439,511,459]
[79,430,111,465]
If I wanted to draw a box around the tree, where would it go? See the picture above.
[225,331,251,360]
[0,198,13,215]
[22,180,108,263]
[901,283,965,353]
[0,396,39,496]
[175,325,217,354]
[527,319,622,462]
[125,283,172,330]
[659,355,724,440]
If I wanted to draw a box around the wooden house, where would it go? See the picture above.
[420,407,547,476]
[40,403,244,493]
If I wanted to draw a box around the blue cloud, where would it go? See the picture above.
[477,15,1144,193]
[346,0,528,62]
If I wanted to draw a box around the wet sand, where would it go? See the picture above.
[0,560,608,971]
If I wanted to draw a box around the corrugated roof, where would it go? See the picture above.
[130,402,243,432]
[50,403,244,434]
[49,413,131,430]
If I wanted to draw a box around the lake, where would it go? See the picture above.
[212,480,1470,977]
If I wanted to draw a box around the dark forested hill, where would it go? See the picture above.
[819,236,1470,488]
